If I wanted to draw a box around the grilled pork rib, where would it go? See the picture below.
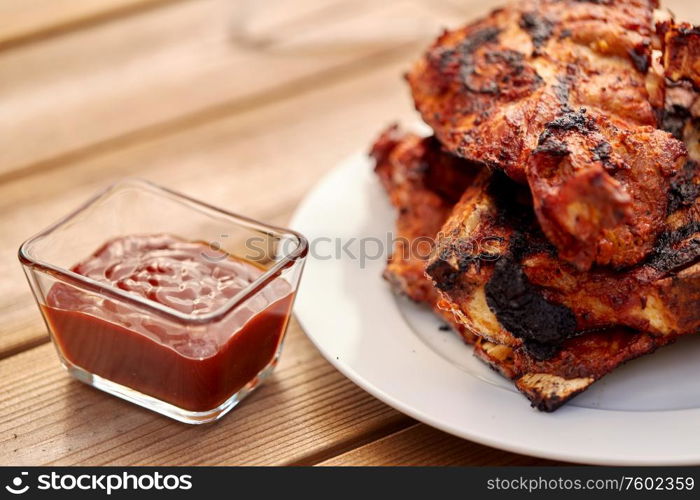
[426,140,699,358]
[372,126,676,411]
[371,126,479,343]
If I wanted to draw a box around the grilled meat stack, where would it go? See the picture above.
[371,0,700,410]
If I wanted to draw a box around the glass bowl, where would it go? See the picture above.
[18,179,307,424]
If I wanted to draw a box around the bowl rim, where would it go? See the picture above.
[18,178,308,324]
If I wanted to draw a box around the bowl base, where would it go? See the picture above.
[62,358,279,424]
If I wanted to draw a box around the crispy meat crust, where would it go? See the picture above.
[371,125,479,307]
[426,139,700,356]
[475,329,673,411]
[371,125,480,343]
[660,22,700,89]
[407,0,688,270]
[371,126,679,411]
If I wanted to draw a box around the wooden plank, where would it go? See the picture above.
[0,321,414,465]
[0,56,419,358]
[0,0,181,51]
[0,0,476,179]
[317,424,558,466]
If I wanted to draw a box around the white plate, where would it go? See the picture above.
[290,152,700,465]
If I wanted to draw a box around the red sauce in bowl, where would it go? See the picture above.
[42,234,294,412]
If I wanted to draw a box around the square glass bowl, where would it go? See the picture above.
[18,179,307,424]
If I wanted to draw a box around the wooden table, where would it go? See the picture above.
[1,0,696,466]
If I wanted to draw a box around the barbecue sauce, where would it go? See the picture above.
[42,234,294,412]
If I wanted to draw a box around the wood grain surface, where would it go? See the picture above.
[1,0,695,466]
